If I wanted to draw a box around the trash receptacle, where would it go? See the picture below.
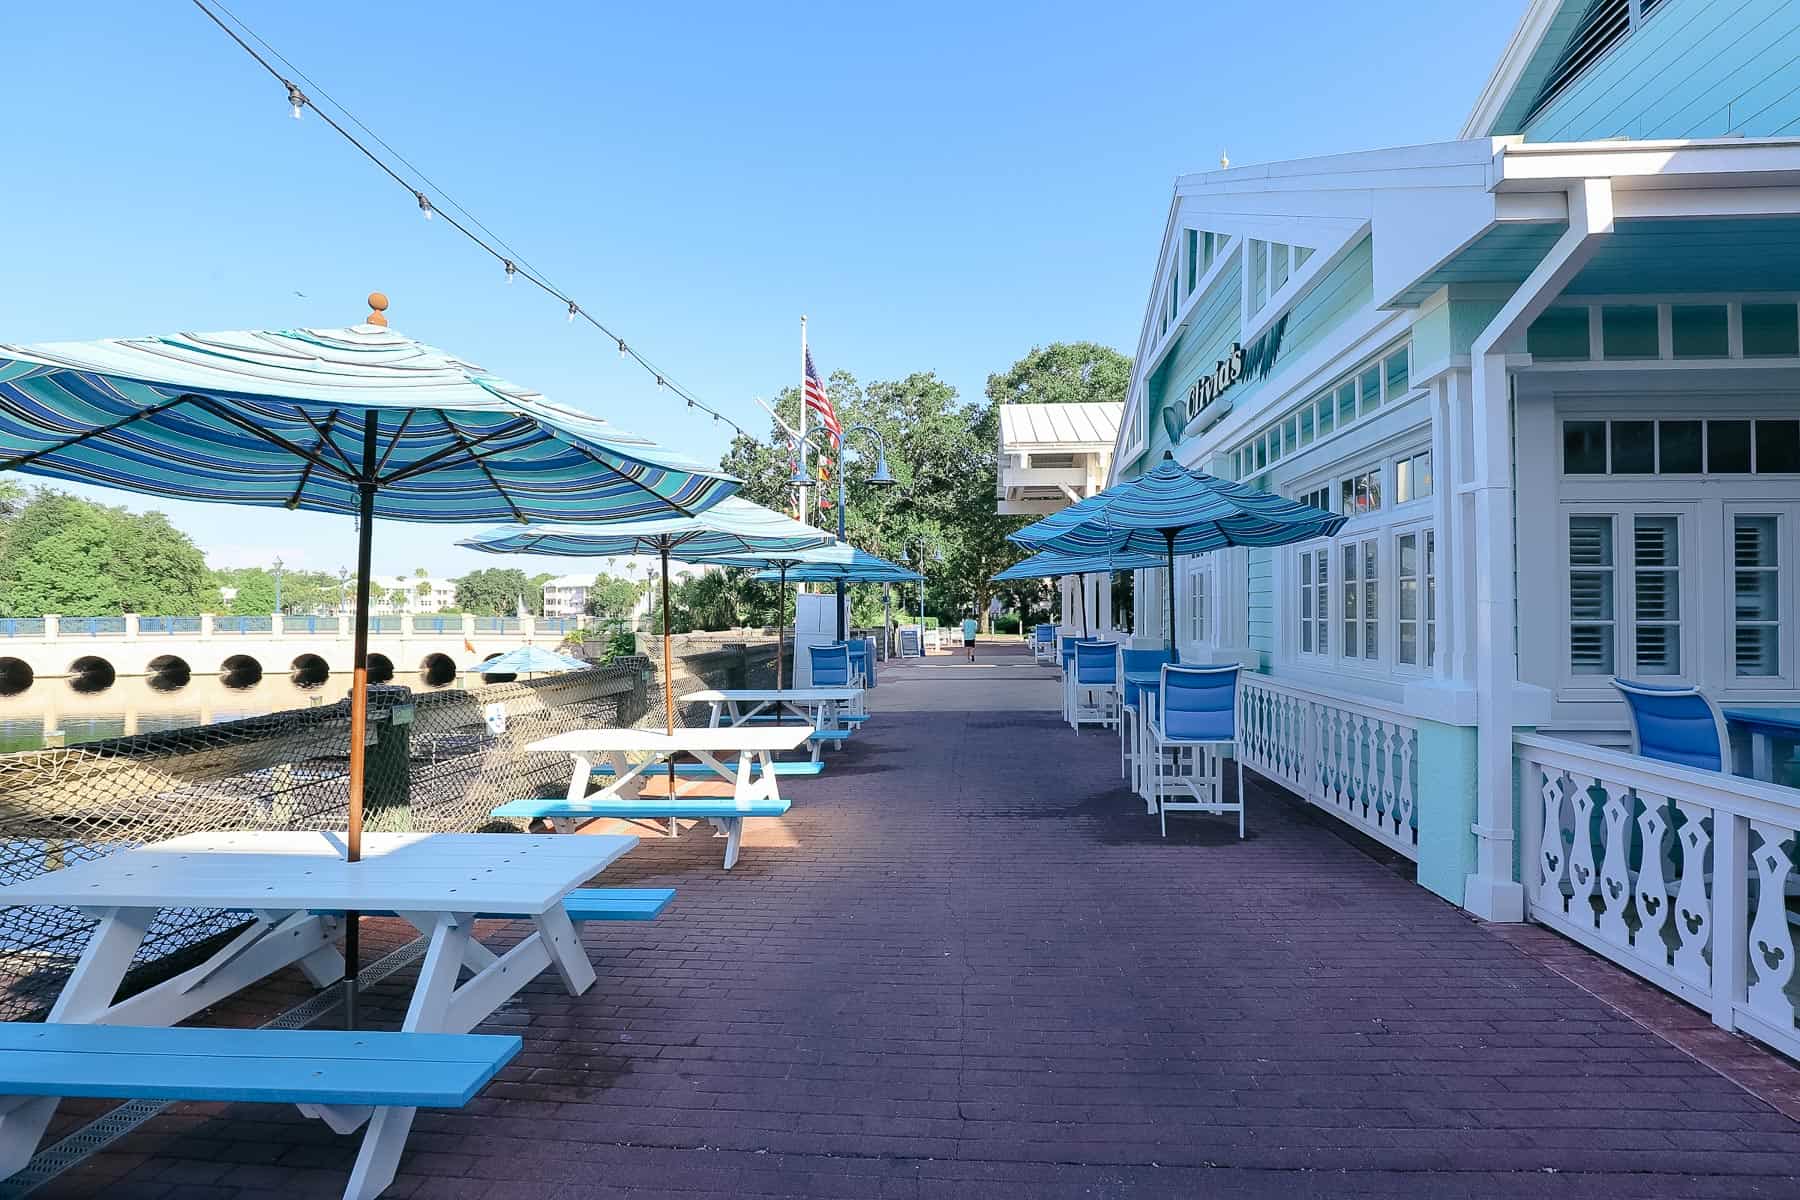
[363,684,415,832]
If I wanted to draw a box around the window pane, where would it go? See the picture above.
[1396,458,1411,504]
[1414,451,1434,498]
[1633,516,1680,675]
[1528,307,1590,360]
[1359,367,1382,416]
[1362,541,1379,660]
[1397,533,1418,584]
[1317,396,1335,435]
[1284,416,1299,452]
[1342,544,1359,658]
[1569,514,1615,676]
[1299,408,1314,445]
[1735,516,1779,678]
[1742,303,1800,357]
[1670,305,1728,358]
[1398,621,1417,666]
[1659,421,1703,473]
[1755,420,1800,473]
[1709,420,1753,473]
[1610,421,1655,474]
[1385,349,1409,397]
[1602,305,1659,358]
[1270,243,1289,292]
[1336,383,1357,425]
[1564,421,1608,473]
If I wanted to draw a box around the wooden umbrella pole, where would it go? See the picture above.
[775,565,787,690]
[660,546,677,795]
[342,414,379,1031]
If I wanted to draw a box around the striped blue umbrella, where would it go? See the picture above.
[1011,451,1344,651]
[0,323,738,1028]
[993,549,1166,637]
[459,496,833,694]
[474,645,591,675]
[737,545,922,584]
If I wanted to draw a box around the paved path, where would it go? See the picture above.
[43,645,1800,1198]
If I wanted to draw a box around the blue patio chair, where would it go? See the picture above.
[1069,640,1118,733]
[810,642,853,688]
[1117,647,1177,804]
[1143,664,1244,838]
[1033,623,1057,665]
[1611,677,1730,773]
[1058,635,1080,720]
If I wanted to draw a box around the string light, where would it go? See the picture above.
[188,0,757,441]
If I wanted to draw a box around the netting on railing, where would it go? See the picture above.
[0,638,782,1022]
[0,662,655,1022]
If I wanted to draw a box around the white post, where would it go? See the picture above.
[1464,178,1613,922]
[798,315,809,526]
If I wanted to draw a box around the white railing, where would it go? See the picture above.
[1517,733,1800,1062]
[1237,675,1419,859]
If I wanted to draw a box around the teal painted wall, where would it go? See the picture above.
[1414,720,1477,905]
[1246,547,1272,668]
[1411,290,1507,381]
[1524,0,1800,141]
[1145,258,1243,467]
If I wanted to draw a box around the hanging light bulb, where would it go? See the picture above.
[503,260,516,284]
[567,301,579,322]
[656,376,666,390]
[287,83,306,120]
[416,192,433,220]
[617,339,627,358]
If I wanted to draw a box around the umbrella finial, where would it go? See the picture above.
[366,292,389,328]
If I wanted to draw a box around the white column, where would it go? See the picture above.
[1464,177,1614,922]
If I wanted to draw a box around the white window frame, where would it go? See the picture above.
[1187,561,1211,647]
[1725,505,1792,687]
[1559,503,1695,686]
[1296,546,1329,659]
[1394,522,1434,673]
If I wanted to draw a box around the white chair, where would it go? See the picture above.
[1068,640,1118,733]
[1142,663,1244,838]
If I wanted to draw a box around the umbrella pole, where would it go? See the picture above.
[775,565,787,692]
[1078,573,1090,637]
[342,443,377,1030]
[1164,530,1179,658]
[660,546,677,793]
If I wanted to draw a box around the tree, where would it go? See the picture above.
[0,489,213,617]
[985,341,1131,408]
[586,576,642,624]
[679,572,740,632]
[455,568,535,616]
[216,568,277,615]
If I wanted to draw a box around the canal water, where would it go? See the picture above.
[0,673,480,753]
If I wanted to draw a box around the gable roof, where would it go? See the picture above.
[999,402,1121,450]
[1463,0,1595,139]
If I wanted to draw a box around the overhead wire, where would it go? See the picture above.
[187,0,756,439]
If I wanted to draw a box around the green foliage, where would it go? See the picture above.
[678,572,740,632]
[455,568,537,616]
[0,489,214,617]
[984,341,1131,408]
[993,614,1020,635]
[585,576,643,622]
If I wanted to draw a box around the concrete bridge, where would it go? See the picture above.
[0,613,587,696]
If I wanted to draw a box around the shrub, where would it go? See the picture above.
[993,615,1020,634]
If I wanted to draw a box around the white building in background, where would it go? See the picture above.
[997,401,1124,632]
[543,562,705,623]
[369,575,457,615]
[996,402,1121,516]
[541,574,598,619]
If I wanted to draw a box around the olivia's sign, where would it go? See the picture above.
[1184,313,1289,425]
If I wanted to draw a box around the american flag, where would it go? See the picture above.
[803,349,842,442]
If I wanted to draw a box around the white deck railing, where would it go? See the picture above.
[1237,675,1419,859]
[1517,733,1800,1061]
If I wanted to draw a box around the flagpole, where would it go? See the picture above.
[798,316,809,530]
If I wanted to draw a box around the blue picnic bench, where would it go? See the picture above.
[589,760,825,778]
[0,1025,519,1198]
[293,887,677,924]
[492,796,789,870]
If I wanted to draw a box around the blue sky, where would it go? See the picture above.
[1,1,1524,580]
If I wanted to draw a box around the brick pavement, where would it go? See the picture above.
[35,647,1800,1198]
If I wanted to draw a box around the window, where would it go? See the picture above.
[1632,516,1681,675]
[1341,468,1382,516]
[1298,485,1331,513]
[1734,516,1780,678]
[1384,348,1409,397]
[1341,539,1378,661]
[1317,394,1335,436]
[1298,549,1327,655]
[1395,451,1433,504]
[1188,565,1211,645]
[1396,530,1433,668]
[1425,530,1437,668]
[1568,515,1616,676]
[1564,418,1800,475]
[1358,366,1382,417]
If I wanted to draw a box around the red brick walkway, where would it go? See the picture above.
[40,649,1800,1198]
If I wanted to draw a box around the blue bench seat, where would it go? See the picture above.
[297,887,675,925]
[491,796,789,870]
[0,1023,519,1108]
[808,728,853,742]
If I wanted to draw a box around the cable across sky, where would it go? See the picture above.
[187,0,757,441]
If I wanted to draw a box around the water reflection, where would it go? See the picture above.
[0,672,474,753]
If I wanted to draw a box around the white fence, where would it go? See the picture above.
[1517,733,1800,1061]
[1237,675,1420,859]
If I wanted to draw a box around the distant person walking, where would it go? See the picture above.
[961,614,979,661]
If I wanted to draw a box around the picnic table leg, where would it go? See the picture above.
[720,817,744,870]
[533,902,597,995]
[0,907,156,1174]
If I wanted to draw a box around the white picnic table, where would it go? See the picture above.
[679,686,862,731]
[0,829,635,1197]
